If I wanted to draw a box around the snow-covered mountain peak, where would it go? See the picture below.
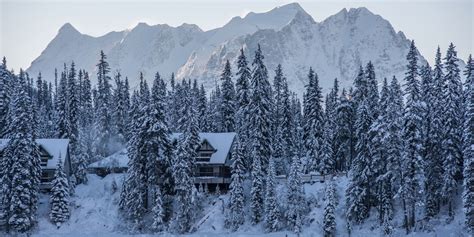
[226,2,308,31]
[58,23,80,35]
[28,3,425,97]
[288,9,316,26]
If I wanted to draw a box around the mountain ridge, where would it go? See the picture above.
[27,2,426,94]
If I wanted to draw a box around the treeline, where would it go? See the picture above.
[0,40,472,235]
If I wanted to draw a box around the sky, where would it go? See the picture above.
[0,0,472,71]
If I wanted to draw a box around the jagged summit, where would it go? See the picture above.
[28,3,423,96]
[58,23,80,35]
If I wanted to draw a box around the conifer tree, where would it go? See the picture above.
[0,57,11,136]
[57,70,69,139]
[401,40,424,232]
[334,89,353,171]
[249,45,272,224]
[323,180,336,237]
[94,51,114,157]
[234,48,252,166]
[264,158,280,232]
[4,70,41,233]
[425,47,445,218]
[303,68,324,173]
[220,60,235,132]
[442,43,464,219]
[463,54,474,233]
[286,155,305,233]
[50,157,70,228]
[227,138,245,230]
[151,187,165,232]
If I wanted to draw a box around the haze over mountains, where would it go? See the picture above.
[27,2,426,94]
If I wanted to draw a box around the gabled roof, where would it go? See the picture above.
[0,139,69,169]
[171,132,236,164]
[89,132,237,168]
[89,148,128,168]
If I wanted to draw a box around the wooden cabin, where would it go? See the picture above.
[0,139,71,190]
[88,133,236,191]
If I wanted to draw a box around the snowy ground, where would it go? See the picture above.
[23,174,469,237]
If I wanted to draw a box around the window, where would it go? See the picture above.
[38,146,51,167]
[40,170,54,183]
[197,151,213,162]
[199,167,214,176]
[196,140,215,162]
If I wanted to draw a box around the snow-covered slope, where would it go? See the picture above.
[27,3,425,94]
[31,174,467,237]
[181,7,427,94]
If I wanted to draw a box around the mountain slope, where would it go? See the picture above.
[179,7,426,93]
[27,3,425,94]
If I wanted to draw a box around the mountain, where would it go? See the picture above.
[27,3,426,94]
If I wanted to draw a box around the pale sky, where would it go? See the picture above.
[0,0,472,71]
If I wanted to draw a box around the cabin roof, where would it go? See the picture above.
[89,132,236,168]
[170,132,236,164]
[0,139,70,169]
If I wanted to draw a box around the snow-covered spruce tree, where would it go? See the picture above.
[112,72,127,143]
[442,43,464,219]
[207,85,222,133]
[345,96,372,225]
[4,70,41,233]
[220,60,235,132]
[249,45,273,224]
[234,48,252,167]
[151,187,165,232]
[146,72,172,186]
[334,88,354,172]
[197,84,208,132]
[365,61,379,120]
[323,180,336,237]
[325,79,340,172]
[272,64,292,174]
[346,61,377,226]
[401,40,425,232]
[227,138,245,230]
[369,78,393,229]
[464,55,473,115]
[272,64,284,165]
[290,93,304,159]
[319,118,334,176]
[425,47,445,218]
[420,62,441,220]
[172,93,199,233]
[264,158,280,232]
[286,155,305,233]
[303,68,324,173]
[463,54,474,233]
[56,69,69,139]
[50,157,70,228]
[0,57,12,137]
[94,50,114,157]
[121,75,149,225]
[172,135,195,233]
[385,77,404,204]
[352,66,366,109]
[250,150,264,224]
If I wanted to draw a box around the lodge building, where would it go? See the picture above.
[0,139,72,190]
[89,132,236,191]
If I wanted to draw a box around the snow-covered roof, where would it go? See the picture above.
[89,148,128,168]
[0,139,69,169]
[171,132,236,164]
[89,132,236,168]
